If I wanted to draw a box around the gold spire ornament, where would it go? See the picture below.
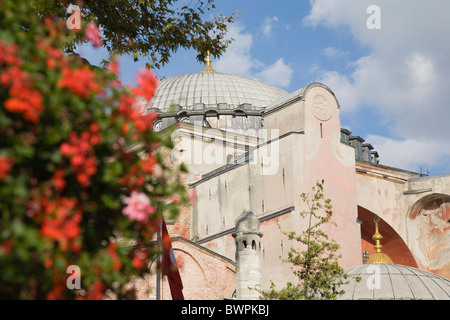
[366,215,393,264]
[201,51,217,73]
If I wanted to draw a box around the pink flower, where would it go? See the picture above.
[85,22,103,48]
[122,191,156,222]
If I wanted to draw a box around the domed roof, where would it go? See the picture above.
[146,72,288,112]
[338,264,450,300]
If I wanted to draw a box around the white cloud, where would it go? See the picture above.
[318,70,360,110]
[366,135,450,173]
[213,24,257,77]
[261,16,279,39]
[406,52,435,88]
[215,23,293,88]
[256,58,293,88]
[305,0,450,172]
[322,46,349,59]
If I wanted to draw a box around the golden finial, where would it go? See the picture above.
[201,51,217,73]
[366,215,393,264]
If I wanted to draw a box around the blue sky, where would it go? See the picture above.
[77,0,450,175]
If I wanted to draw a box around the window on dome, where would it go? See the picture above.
[362,250,370,264]
[178,117,190,123]
[153,120,162,132]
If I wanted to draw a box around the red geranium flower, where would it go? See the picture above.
[132,69,158,101]
[58,66,100,98]
[0,156,14,181]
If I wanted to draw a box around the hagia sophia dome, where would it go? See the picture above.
[147,71,288,112]
[145,52,288,112]
[142,53,288,133]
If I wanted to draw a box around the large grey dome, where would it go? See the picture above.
[338,264,450,300]
[145,72,288,112]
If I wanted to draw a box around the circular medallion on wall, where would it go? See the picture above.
[311,94,334,121]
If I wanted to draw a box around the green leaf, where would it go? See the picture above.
[11,218,25,237]
[101,194,120,209]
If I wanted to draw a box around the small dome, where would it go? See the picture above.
[338,264,450,300]
[366,252,393,264]
[235,211,260,233]
[232,211,263,239]
[145,72,288,112]
[366,215,394,265]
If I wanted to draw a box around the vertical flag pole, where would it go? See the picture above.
[156,219,162,300]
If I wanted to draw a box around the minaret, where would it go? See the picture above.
[366,215,393,264]
[201,51,217,73]
[232,211,263,300]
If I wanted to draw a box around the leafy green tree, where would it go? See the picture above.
[261,181,348,300]
[36,0,238,68]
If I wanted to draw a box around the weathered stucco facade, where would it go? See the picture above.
[141,66,449,299]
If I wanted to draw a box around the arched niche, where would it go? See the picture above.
[358,206,418,267]
[148,248,208,300]
[408,193,450,220]
[407,193,450,278]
